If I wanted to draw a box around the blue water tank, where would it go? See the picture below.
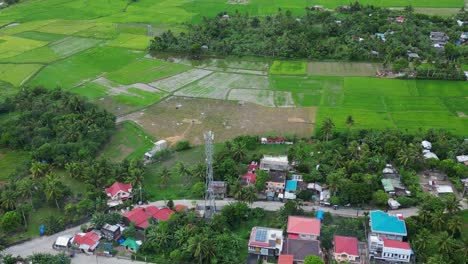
[39,225,45,236]
[317,210,324,221]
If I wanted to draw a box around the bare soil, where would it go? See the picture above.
[118,96,316,145]
[0,153,5,159]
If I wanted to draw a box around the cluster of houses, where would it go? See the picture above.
[249,210,413,263]
[52,181,182,255]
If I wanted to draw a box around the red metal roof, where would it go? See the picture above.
[247,164,259,171]
[73,232,101,248]
[175,204,188,212]
[288,233,300,239]
[153,207,174,221]
[243,173,256,184]
[383,238,411,250]
[287,216,321,237]
[124,207,148,228]
[278,255,294,264]
[105,182,132,197]
[334,235,359,256]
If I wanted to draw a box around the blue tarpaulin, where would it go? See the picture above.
[317,210,324,221]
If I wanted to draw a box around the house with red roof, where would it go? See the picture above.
[72,231,101,253]
[174,204,188,212]
[287,216,321,240]
[105,182,132,202]
[395,16,406,23]
[247,161,259,173]
[333,236,360,263]
[278,255,294,264]
[242,172,256,185]
[248,227,284,257]
[123,206,174,229]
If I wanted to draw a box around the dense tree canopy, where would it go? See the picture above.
[151,4,468,79]
[0,87,115,166]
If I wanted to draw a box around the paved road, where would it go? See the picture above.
[148,199,421,218]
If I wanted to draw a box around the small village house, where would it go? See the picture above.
[73,231,101,254]
[123,206,174,229]
[248,227,284,257]
[430,32,449,48]
[333,235,360,263]
[283,238,322,263]
[105,182,132,207]
[260,155,289,171]
[456,155,468,165]
[121,237,141,253]
[53,235,73,250]
[101,224,121,241]
[287,216,321,240]
[265,170,287,194]
[209,181,227,198]
[368,237,412,263]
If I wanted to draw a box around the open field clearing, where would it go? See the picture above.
[307,62,381,76]
[100,121,154,162]
[149,69,213,92]
[175,72,269,99]
[228,89,275,107]
[0,148,30,181]
[107,33,151,50]
[48,36,102,57]
[34,19,96,34]
[274,91,295,107]
[0,35,47,59]
[0,63,43,86]
[73,22,119,39]
[0,20,54,35]
[106,58,191,85]
[118,96,316,145]
[0,46,61,63]
[270,60,307,75]
[28,46,143,89]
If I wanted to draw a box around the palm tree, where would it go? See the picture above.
[17,178,34,208]
[176,162,192,186]
[230,182,243,200]
[412,229,431,258]
[65,162,83,179]
[1,189,17,210]
[231,141,247,162]
[159,167,171,188]
[44,173,64,209]
[191,163,206,181]
[436,231,455,256]
[321,117,335,142]
[397,148,410,167]
[127,167,144,187]
[244,186,257,205]
[30,161,49,178]
[187,234,216,264]
[418,209,432,226]
[346,115,354,130]
[444,195,461,214]
[447,216,462,236]
[431,210,446,231]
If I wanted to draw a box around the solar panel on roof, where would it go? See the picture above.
[255,228,267,242]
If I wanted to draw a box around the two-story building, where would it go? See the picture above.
[368,236,412,263]
[369,210,407,241]
[248,227,284,257]
[265,170,287,194]
[334,235,360,263]
[101,224,121,241]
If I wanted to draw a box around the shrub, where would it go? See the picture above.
[1,211,21,233]
[174,141,190,151]
[396,196,417,208]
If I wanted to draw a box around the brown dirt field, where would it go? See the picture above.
[119,96,316,145]
[0,153,4,159]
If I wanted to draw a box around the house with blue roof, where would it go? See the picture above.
[369,211,407,241]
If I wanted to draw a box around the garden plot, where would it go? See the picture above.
[49,36,102,57]
[228,89,275,107]
[107,33,151,50]
[0,63,43,86]
[175,72,269,99]
[204,67,266,75]
[270,60,307,75]
[35,19,96,35]
[274,91,295,107]
[308,62,381,76]
[204,58,270,71]
[149,69,213,92]
[0,20,54,35]
[93,77,164,96]
[0,35,47,59]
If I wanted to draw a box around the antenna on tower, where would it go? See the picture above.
[204,131,216,218]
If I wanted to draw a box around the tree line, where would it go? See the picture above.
[150,3,468,80]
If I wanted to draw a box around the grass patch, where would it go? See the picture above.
[0,35,47,59]
[308,61,381,76]
[28,46,143,89]
[0,46,60,63]
[100,121,154,162]
[107,33,151,50]
[14,31,65,42]
[106,58,191,84]
[74,23,119,39]
[70,82,108,99]
[0,63,43,86]
[459,210,468,242]
[0,148,30,181]
[270,60,307,75]
[113,88,168,107]
[35,19,96,35]
[48,36,102,57]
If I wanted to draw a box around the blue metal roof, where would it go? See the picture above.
[370,210,407,236]
[285,180,298,191]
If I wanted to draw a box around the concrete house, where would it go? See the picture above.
[105,182,132,202]
[369,210,407,241]
[287,216,321,240]
[430,32,449,48]
[101,224,121,241]
[248,227,284,257]
[368,237,412,263]
[73,231,101,254]
[209,181,227,198]
[265,170,287,193]
[260,155,289,171]
[333,235,360,263]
